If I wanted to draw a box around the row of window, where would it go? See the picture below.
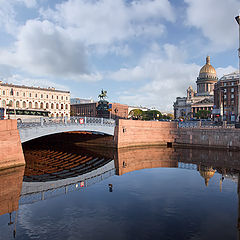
[223,82,235,86]
[224,94,235,99]
[1,90,68,100]
[223,88,235,93]
[2,100,69,110]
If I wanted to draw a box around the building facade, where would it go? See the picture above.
[0,81,70,118]
[213,71,239,122]
[173,56,218,119]
[70,98,94,105]
[71,101,128,120]
[71,102,98,117]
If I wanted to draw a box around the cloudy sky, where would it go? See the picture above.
[0,0,239,112]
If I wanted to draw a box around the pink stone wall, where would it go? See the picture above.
[0,120,25,170]
[115,120,178,148]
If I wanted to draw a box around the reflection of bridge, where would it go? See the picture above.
[18,117,116,143]
[20,160,115,205]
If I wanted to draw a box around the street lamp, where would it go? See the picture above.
[235,15,240,122]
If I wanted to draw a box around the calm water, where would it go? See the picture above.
[0,138,239,240]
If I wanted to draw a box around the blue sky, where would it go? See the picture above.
[0,0,239,112]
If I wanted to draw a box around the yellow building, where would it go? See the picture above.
[0,81,70,118]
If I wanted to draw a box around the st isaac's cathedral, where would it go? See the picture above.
[173,56,218,119]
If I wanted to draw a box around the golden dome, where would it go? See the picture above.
[199,56,216,75]
[199,165,216,187]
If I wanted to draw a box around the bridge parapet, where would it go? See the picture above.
[18,117,116,143]
[18,116,115,128]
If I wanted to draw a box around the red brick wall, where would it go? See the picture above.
[115,119,178,148]
[0,120,25,170]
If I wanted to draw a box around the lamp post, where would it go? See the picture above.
[235,15,240,122]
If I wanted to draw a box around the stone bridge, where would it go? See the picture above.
[18,117,116,143]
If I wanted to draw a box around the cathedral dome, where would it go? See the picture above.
[198,56,217,79]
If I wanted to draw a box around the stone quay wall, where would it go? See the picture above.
[175,128,240,150]
[114,119,178,148]
[0,120,25,170]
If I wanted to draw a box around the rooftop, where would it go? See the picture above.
[0,81,70,93]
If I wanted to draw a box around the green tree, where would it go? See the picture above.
[129,109,143,119]
[195,110,211,119]
[142,110,162,120]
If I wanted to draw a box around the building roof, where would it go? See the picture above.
[199,56,216,75]
[0,81,70,93]
[219,71,239,81]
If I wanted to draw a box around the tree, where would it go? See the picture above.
[129,109,143,119]
[142,110,162,120]
[195,110,211,119]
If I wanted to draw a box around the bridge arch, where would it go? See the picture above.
[18,117,116,143]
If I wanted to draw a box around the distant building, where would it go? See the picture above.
[213,71,239,122]
[71,101,128,119]
[173,56,218,119]
[70,98,94,105]
[71,102,98,117]
[0,81,70,118]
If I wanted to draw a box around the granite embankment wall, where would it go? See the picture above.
[114,119,177,148]
[175,128,240,150]
[0,120,25,170]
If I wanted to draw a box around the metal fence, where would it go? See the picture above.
[178,121,235,129]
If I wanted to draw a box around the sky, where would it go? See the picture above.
[0,0,239,112]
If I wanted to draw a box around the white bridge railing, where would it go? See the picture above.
[17,116,116,129]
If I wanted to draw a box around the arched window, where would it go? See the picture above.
[65,104,68,110]
[8,100,13,107]
[56,113,59,118]
[61,113,64,117]
[56,103,59,109]
[46,103,49,109]
[61,104,64,109]
[29,102,32,108]
[23,101,26,108]
[16,101,20,108]
[51,113,54,117]
[40,102,43,109]
[51,103,54,109]
[35,102,38,109]
[2,100,6,107]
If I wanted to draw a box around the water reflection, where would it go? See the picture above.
[0,143,240,239]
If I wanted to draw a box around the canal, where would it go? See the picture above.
[0,134,239,239]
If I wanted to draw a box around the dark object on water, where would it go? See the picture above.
[109,184,113,192]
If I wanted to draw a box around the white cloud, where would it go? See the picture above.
[17,0,37,8]
[111,43,236,112]
[0,19,91,79]
[185,0,240,50]
[2,74,69,90]
[0,0,37,35]
[216,66,237,78]
[0,0,18,35]
[41,0,175,45]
